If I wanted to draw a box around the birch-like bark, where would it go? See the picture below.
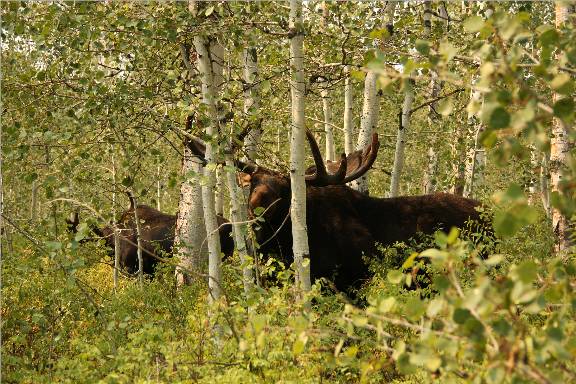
[463,84,485,198]
[463,125,485,198]
[541,153,551,217]
[350,71,379,193]
[527,146,539,205]
[321,84,335,161]
[111,148,119,289]
[215,168,225,217]
[241,44,261,288]
[175,148,207,285]
[129,194,144,285]
[225,151,253,294]
[289,0,311,294]
[389,79,414,197]
[242,47,261,162]
[450,122,466,195]
[343,65,354,155]
[195,36,223,302]
[551,2,572,252]
[175,42,207,286]
[422,1,443,194]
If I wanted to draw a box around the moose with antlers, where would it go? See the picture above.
[189,130,492,295]
[67,204,234,276]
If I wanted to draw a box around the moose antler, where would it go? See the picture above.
[305,130,347,186]
[304,130,379,186]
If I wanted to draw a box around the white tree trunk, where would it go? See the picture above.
[224,151,254,294]
[129,194,144,285]
[422,1,442,194]
[111,148,119,289]
[321,85,335,162]
[195,35,223,302]
[463,125,485,198]
[463,84,484,198]
[215,167,225,217]
[175,23,207,286]
[289,0,311,294]
[242,47,261,162]
[389,79,415,197]
[350,71,379,194]
[541,153,551,217]
[174,150,207,285]
[551,2,572,252]
[343,65,354,155]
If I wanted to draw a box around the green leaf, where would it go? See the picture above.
[553,98,574,120]
[463,16,485,33]
[516,260,538,283]
[415,39,429,55]
[437,97,454,116]
[453,308,473,324]
[402,252,418,269]
[352,316,368,327]
[539,28,559,47]
[405,297,426,321]
[551,73,574,95]
[439,41,457,62]
[260,80,271,94]
[379,297,396,313]
[488,107,510,129]
[427,297,444,317]
[387,270,403,284]
[292,338,305,355]
[204,6,215,16]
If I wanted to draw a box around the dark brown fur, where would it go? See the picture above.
[248,171,487,294]
[68,205,234,275]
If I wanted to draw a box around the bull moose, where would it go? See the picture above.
[68,204,234,275]
[189,129,491,294]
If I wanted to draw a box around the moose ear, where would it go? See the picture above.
[238,172,252,187]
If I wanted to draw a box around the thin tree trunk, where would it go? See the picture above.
[527,146,539,205]
[111,148,119,290]
[195,35,223,302]
[241,44,261,287]
[422,1,442,194]
[175,28,207,285]
[175,148,207,285]
[389,79,415,197]
[242,47,261,162]
[350,71,379,194]
[224,151,253,294]
[463,124,485,198]
[451,122,467,196]
[541,153,551,217]
[289,0,311,295]
[321,84,335,162]
[215,168,225,217]
[343,65,354,156]
[129,193,144,285]
[551,2,572,252]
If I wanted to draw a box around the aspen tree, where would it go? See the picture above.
[389,79,414,197]
[242,47,261,162]
[174,5,208,285]
[289,0,311,294]
[422,0,441,194]
[343,65,354,156]
[194,35,223,302]
[351,1,396,194]
[551,1,573,252]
